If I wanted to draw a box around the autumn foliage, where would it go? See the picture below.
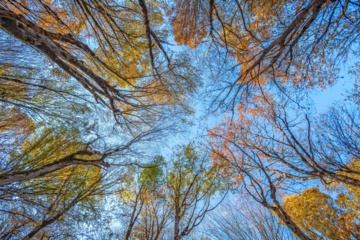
[1,0,359,239]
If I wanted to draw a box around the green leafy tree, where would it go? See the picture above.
[166,145,225,240]
[117,145,225,240]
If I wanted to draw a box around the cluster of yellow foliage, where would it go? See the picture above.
[283,187,360,239]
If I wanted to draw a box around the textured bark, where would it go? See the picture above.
[0,152,107,186]
[0,8,124,111]
[137,0,155,70]
[173,211,181,240]
[271,205,311,240]
[326,172,360,187]
[265,174,311,240]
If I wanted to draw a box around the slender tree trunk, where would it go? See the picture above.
[124,191,144,240]
[173,208,181,240]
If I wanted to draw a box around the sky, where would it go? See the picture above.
[312,56,356,114]
[312,80,352,113]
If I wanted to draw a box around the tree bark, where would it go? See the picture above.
[0,9,122,109]
[0,153,107,186]
[271,205,311,240]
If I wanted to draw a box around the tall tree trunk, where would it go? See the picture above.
[0,9,119,107]
[173,208,181,240]
[271,205,311,240]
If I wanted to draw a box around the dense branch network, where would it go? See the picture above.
[0,0,359,239]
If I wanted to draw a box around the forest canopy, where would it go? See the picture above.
[0,0,359,239]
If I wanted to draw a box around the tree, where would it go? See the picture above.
[166,145,226,240]
[209,141,310,239]
[116,145,226,240]
[211,98,360,188]
[118,156,169,240]
[2,0,359,238]
[209,94,360,239]
[0,2,200,237]
[172,0,209,48]
[0,125,103,238]
[0,127,106,186]
[205,196,295,240]
[123,157,172,240]
[283,187,360,239]
[0,32,92,123]
[171,0,360,109]
[0,115,164,239]
[0,0,197,126]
